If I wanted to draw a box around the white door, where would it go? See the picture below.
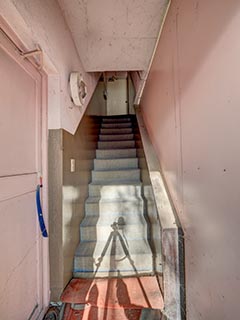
[107,79,128,115]
[0,30,46,319]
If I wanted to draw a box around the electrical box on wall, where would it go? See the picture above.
[70,158,75,172]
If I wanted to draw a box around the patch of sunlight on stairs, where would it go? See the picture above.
[73,115,161,278]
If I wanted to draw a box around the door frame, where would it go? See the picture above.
[0,17,50,319]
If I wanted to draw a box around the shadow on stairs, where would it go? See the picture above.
[60,275,164,320]
[60,115,164,319]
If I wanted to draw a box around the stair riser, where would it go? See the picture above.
[98,140,135,149]
[92,169,140,182]
[100,128,133,134]
[94,158,138,171]
[96,149,136,159]
[102,117,131,123]
[81,212,148,228]
[99,134,134,141]
[85,200,144,216]
[88,184,141,197]
[74,254,153,277]
[101,123,132,128]
[73,270,154,278]
[80,224,148,241]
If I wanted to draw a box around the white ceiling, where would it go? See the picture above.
[58,0,169,72]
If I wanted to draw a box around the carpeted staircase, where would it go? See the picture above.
[73,115,158,278]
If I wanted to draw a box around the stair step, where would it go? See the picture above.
[92,169,140,182]
[96,148,137,159]
[75,239,152,257]
[80,215,148,241]
[74,239,153,278]
[73,115,157,278]
[85,197,144,216]
[100,128,133,134]
[102,117,131,123]
[88,182,141,197]
[94,158,138,170]
[99,133,134,141]
[98,140,135,149]
[81,212,147,227]
[101,122,132,128]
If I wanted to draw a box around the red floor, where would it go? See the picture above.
[61,276,164,320]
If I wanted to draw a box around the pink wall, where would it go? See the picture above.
[141,1,240,319]
[0,1,99,134]
[0,30,47,319]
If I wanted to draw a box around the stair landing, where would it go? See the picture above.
[61,276,164,320]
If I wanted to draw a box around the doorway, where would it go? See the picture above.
[107,78,128,115]
[87,73,132,116]
[0,26,48,320]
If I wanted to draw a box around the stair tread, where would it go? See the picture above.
[98,140,135,149]
[102,118,132,122]
[75,239,152,257]
[92,168,140,172]
[94,158,138,170]
[96,148,136,152]
[88,182,142,197]
[81,215,147,227]
[89,180,141,185]
[98,139,135,143]
[81,214,160,224]
[99,134,134,141]
[94,157,138,160]
[96,148,137,159]
[86,196,143,203]
[98,139,135,142]
[100,131,133,135]
[92,169,140,182]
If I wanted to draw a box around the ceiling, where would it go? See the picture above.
[58,0,169,72]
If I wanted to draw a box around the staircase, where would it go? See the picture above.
[73,115,155,278]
